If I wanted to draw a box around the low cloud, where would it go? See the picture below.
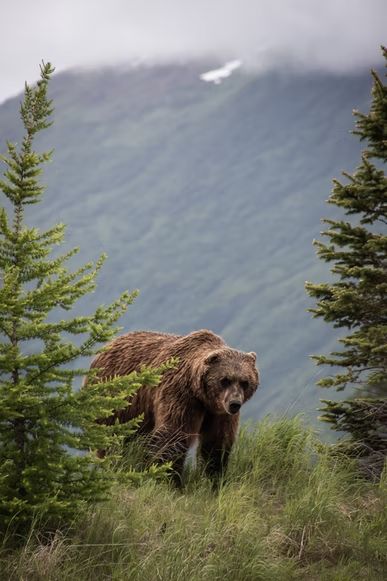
[1,0,386,102]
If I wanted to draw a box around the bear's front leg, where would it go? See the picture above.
[150,401,205,486]
[199,413,239,481]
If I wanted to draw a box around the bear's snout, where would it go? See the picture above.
[229,400,242,414]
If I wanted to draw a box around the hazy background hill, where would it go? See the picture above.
[0,62,372,430]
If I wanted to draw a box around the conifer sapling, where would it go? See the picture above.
[0,63,166,534]
[305,47,387,477]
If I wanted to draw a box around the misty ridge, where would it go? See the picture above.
[0,60,372,431]
[2,0,386,103]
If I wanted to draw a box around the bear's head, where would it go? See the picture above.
[199,348,259,415]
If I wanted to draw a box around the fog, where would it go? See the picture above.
[1,0,386,102]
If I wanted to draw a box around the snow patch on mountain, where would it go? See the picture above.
[200,60,242,84]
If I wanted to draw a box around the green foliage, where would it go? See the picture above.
[1,418,386,580]
[320,398,387,480]
[305,47,387,471]
[0,63,165,536]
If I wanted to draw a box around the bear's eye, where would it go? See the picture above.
[220,377,231,388]
[240,381,249,390]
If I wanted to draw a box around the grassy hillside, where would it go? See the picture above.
[0,63,372,427]
[1,418,386,580]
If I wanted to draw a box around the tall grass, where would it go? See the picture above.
[1,417,386,580]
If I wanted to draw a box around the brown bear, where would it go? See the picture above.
[88,329,259,483]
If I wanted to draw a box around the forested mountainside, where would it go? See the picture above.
[0,62,371,428]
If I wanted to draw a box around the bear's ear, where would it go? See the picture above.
[247,351,257,362]
[204,351,222,366]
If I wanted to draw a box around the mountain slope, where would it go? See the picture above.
[0,62,372,428]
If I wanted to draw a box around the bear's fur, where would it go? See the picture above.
[89,329,259,483]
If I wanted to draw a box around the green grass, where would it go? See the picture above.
[1,417,386,580]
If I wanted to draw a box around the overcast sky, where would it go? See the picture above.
[1,0,386,103]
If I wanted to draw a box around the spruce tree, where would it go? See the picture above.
[305,47,387,477]
[0,63,164,535]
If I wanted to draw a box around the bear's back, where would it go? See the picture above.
[90,329,224,380]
